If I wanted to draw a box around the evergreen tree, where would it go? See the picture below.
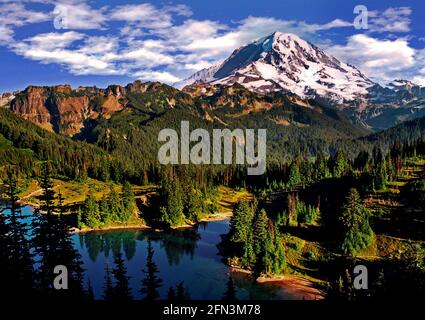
[241,232,256,269]
[161,177,185,227]
[58,190,65,216]
[140,239,163,300]
[99,195,110,224]
[374,160,388,190]
[287,162,301,189]
[39,162,55,215]
[55,208,85,298]
[122,181,135,221]
[187,188,204,222]
[108,187,123,222]
[272,229,286,274]
[230,201,254,243]
[252,209,268,256]
[82,193,101,228]
[332,150,349,178]
[354,150,369,171]
[314,153,329,180]
[286,193,297,226]
[0,207,12,294]
[339,188,373,256]
[32,162,57,292]
[33,162,84,297]
[4,169,34,297]
[262,231,275,274]
[76,207,83,229]
[372,146,383,166]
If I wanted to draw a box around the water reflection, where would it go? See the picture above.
[73,220,295,300]
[3,205,296,300]
[78,227,200,265]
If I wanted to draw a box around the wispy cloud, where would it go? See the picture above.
[367,7,411,33]
[11,31,118,75]
[53,1,107,30]
[0,2,50,26]
[0,1,423,85]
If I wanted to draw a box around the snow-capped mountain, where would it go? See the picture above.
[174,63,222,89]
[177,32,374,105]
[177,31,425,130]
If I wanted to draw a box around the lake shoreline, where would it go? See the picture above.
[4,203,327,300]
[230,266,325,300]
[72,211,233,234]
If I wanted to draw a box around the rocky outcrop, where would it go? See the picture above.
[9,84,126,136]
[7,81,184,136]
[11,86,51,124]
[51,94,91,136]
[0,92,16,107]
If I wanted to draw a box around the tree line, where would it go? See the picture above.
[0,163,87,300]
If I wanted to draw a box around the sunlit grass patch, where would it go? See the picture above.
[217,186,253,212]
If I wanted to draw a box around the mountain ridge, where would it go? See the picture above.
[177,31,425,130]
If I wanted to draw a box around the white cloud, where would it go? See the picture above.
[0,25,13,43]
[134,70,180,83]
[77,36,118,55]
[11,31,118,75]
[0,1,423,86]
[111,4,171,28]
[26,31,84,50]
[0,2,50,27]
[314,19,353,30]
[368,7,411,33]
[328,34,419,82]
[53,1,107,30]
[113,47,175,67]
[110,3,192,30]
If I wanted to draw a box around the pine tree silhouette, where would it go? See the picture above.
[222,275,237,301]
[140,239,163,300]
[4,168,34,298]
[32,162,84,298]
[111,252,133,301]
[103,264,114,300]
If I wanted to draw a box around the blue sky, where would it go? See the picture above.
[0,0,424,92]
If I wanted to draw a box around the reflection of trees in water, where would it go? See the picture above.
[167,281,191,301]
[140,239,162,300]
[81,227,201,266]
[222,275,237,301]
[80,231,137,262]
[81,233,103,262]
[111,235,122,258]
[123,236,136,260]
[137,227,200,266]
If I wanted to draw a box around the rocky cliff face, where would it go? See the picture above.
[11,86,51,125]
[9,84,125,136]
[6,80,187,136]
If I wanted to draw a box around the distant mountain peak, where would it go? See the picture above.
[177,31,374,105]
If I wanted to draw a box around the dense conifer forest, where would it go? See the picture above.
[1,83,424,301]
